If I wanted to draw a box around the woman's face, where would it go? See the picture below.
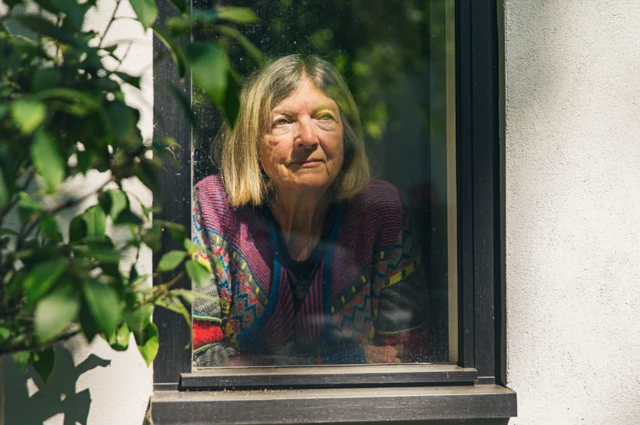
[260,78,344,194]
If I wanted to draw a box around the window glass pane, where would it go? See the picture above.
[191,0,457,367]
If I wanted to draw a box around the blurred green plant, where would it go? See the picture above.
[211,0,440,141]
[0,0,257,383]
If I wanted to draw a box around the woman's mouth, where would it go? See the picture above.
[293,159,323,167]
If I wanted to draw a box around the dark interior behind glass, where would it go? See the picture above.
[191,0,456,363]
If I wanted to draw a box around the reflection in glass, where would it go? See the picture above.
[191,0,456,367]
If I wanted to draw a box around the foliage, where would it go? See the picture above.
[210,0,442,140]
[0,0,255,381]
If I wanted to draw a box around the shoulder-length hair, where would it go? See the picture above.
[215,54,371,207]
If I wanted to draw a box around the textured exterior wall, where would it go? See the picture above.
[504,1,640,424]
[1,1,154,424]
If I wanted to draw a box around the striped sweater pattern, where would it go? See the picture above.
[192,175,427,366]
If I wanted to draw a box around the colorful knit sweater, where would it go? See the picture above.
[192,175,428,366]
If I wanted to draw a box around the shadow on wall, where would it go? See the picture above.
[2,346,110,425]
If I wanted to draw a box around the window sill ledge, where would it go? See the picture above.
[181,364,478,390]
[150,384,516,424]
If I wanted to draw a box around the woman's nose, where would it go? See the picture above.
[297,118,319,147]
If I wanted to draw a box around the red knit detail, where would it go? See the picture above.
[193,320,224,349]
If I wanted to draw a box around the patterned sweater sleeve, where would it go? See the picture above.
[191,188,238,367]
[373,207,429,362]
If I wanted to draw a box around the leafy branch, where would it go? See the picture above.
[0,0,258,383]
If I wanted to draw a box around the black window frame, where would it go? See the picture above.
[150,0,516,423]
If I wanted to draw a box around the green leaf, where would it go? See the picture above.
[79,304,99,342]
[98,189,128,220]
[73,245,121,264]
[39,215,63,242]
[69,214,88,243]
[216,7,258,24]
[136,156,162,195]
[183,42,229,104]
[11,100,46,134]
[32,348,55,384]
[166,16,193,37]
[113,72,141,89]
[223,70,240,127]
[13,352,31,371]
[156,295,190,324]
[32,129,65,192]
[105,100,136,141]
[157,250,186,272]
[156,220,185,244]
[165,9,217,37]
[0,171,9,210]
[83,205,106,237]
[53,0,90,31]
[4,267,27,303]
[168,0,188,14]
[33,88,100,109]
[171,289,197,305]
[157,136,179,148]
[34,287,80,343]
[185,260,211,288]
[137,321,158,366]
[82,278,121,335]
[125,304,153,340]
[151,136,180,168]
[191,9,219,22]
[140,225,162,251]
[75,149,94,173]
[81,234,114,248]
[129,264,139,282]
[31,0,88,30]
[114,209,143,225]
[184,241,202,254]
[215,25,264,65]
[24,260,67,304]
[0,327,10,343]
[98,190,143,225]
[130,0,158,30]
[115,322,131,349]
[32,68,62,92]
[107,322,130,351]
[152,24,186,79]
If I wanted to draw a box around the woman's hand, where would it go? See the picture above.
[363,344,404,364]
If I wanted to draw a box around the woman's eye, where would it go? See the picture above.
[273,118,288,126]
[319,114,333,121]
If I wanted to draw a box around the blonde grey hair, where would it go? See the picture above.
[216,54,370,207]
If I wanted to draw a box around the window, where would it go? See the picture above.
[150,0,516,423]
[190,0,456,368]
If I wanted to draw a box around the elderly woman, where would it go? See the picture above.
[192,55,428,366]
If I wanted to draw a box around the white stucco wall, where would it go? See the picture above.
[504,1,640,424]
[1,1,154,424]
